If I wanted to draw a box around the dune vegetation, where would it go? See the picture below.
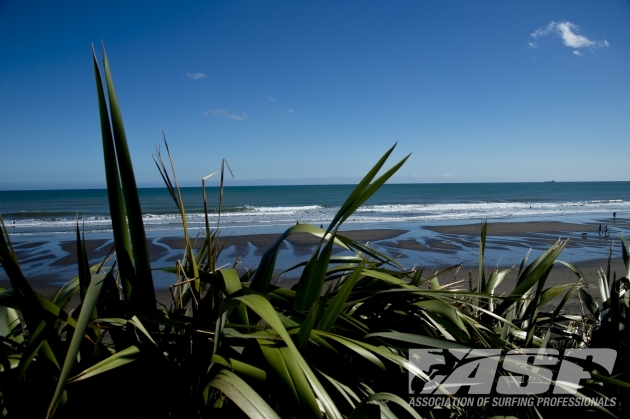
[0,45,628,418]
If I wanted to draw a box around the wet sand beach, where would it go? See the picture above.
[1,221,627,316]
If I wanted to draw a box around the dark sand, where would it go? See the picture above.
[2,223,626,317]
[425,221,598,236]
[160,229,408,251]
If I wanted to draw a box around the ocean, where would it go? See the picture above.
[1,182,628,239]
[1,182,629,286]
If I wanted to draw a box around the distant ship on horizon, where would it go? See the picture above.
[544,180,556,183]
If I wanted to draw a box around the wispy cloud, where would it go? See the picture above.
[412,174,453,179]
[573,50,583,57]
[202,109,247,121]
[286,109,293,113]
[186,72,207,80]
[531,21,609,53]
[269,96,275,102]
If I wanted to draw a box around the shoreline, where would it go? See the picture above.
[2,221,628,315]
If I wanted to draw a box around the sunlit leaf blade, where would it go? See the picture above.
[363,392,422,419]
[69,345,140,383]
[154,135,199,280]
[597,270,610,303]
[621,236,630,279]
[316,332,386,371]
[414,300,470,338]
[313,330,429,380]
[579,287,599,316]
[214,159,234,271]
[485,267,511,311]
[219,268,243,297]
[201,172,217,270]
[0,288,21,341]
[338,154,411,227]
[294,230,336,311]
[92,46,133,299]
[258,338,299,403]
[101,44,156,312]
[210,354,267,381]
[278,346,321,417]
[409,266,423,286]
[556,260,586,280]
[363,332,470,349]
[76,220,91,301]
[316,368,360,409]
[360,269,416,289]
[0,216,46,327]
[538,284,576,308]
[207,369,281,418]
[297,299,320,349]
[251,224,345,294]
[234,295,342,419]
[318,262,364,332]
[478,220,487,294]
[47,273,106,418]
[590,373,630,389]
[328,143,398,231]
[494,240,567,316]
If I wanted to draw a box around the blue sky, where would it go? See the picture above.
[1,1,629,190]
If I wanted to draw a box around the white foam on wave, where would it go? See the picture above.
[356,200,630,215]
[10,200,630,236]
[248,205,323,213]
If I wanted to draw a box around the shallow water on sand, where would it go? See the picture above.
[2,213,629,289]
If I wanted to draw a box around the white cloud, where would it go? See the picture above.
[186,72,207,80]
[528,42,538,49]
[573,50,583,57]
[556,22,596,48]
[531,21,556,39]
[287,109,293,113]
[203,109,247,121]
[530,21,609,53]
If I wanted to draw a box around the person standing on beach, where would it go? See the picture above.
[599,224,602,236]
